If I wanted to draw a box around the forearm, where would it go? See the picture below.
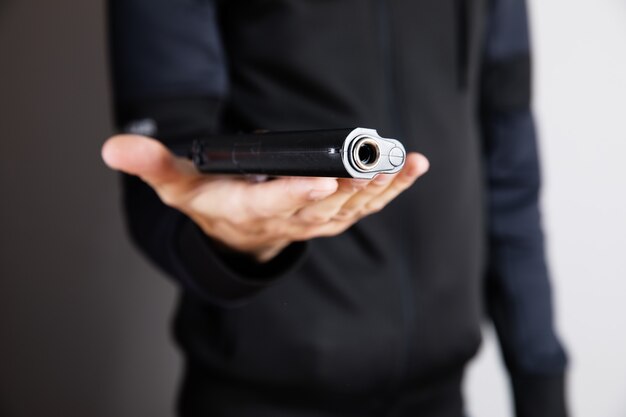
[122,171,307,307]
[115,97,309,307]
[481,0,568,415]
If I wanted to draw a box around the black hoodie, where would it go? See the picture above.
[109,0,568,416]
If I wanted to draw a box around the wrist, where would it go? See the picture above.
[511,372,568,417]
[252,241,291,263]
[187,209,291,262]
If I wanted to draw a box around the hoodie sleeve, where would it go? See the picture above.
[479,1,569,416]
[108,0,308,308]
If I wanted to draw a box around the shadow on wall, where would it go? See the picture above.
[0,0,13,17]
[0,1,180,417]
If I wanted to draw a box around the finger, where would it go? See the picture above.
[333,153,428,221]
[295,178,369,224]
[360,153,430,214]
[239,176,339,219]
[102,134,198,188]
[330,173,397,220]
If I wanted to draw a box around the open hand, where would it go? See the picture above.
[102,135,429,262]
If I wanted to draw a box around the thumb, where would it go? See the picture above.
[101,134,197,187]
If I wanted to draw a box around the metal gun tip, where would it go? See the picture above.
[388,147,405,167]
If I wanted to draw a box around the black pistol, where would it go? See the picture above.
[189,128,406,179]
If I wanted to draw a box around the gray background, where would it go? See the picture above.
[0,1,179,416]
[1,1,625,417]
[467,1,626,416]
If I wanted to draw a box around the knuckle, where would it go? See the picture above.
[315,228,338,238]
[228,231,268,252]
[293,225,320,241]
[259,220,284,237]
[372,175,394,188]
[332,209,357,222]
[229,187,265,221]
[221,233,248,251]
[317,223,350,238]
[248,202,273,219]
[269,222,289,239]
[391,181,409,193]
[364,201,385,214]
[290,228,309,242]
[241,200,261,220]
[340,179,368,193]
[285,181,308,203]
[227,210,251,227]
[298,222,347,240]
[299,211,332,225]
[158,188,179,208]
[153,146,172,169]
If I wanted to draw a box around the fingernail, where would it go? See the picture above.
[413,156,430,176]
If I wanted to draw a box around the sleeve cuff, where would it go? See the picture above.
[173,216,308,307]
[511,372,568,417]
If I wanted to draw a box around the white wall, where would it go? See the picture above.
[466,1,626,416]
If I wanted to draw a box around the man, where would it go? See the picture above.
[103,0,568,416]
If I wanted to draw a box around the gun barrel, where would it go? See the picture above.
[190,127,405,179]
